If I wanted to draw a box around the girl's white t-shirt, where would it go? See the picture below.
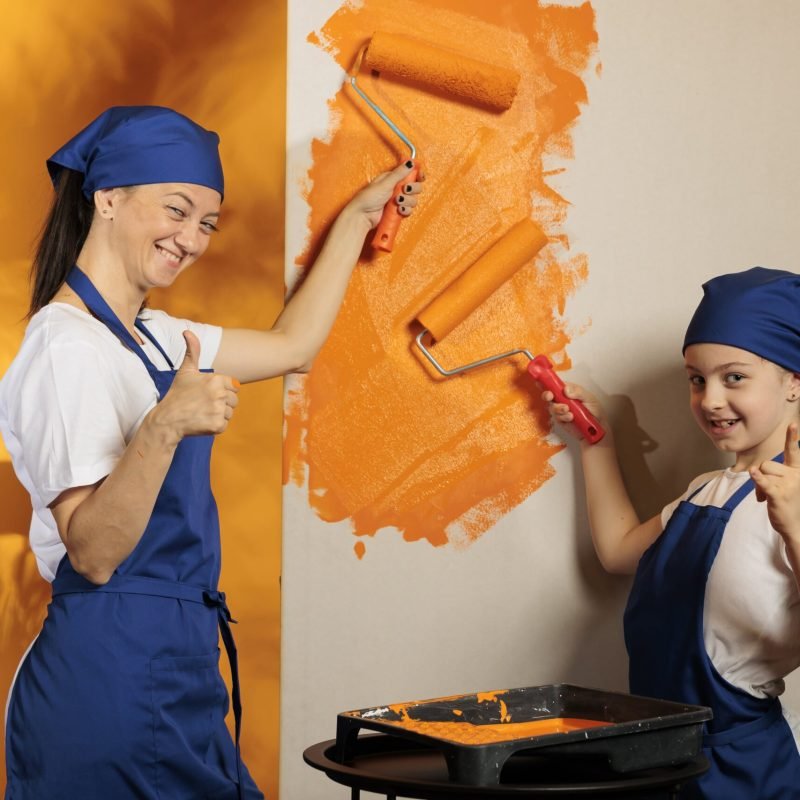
[662,469,800,749]
[0,303,222,581]
[662,469,800,698]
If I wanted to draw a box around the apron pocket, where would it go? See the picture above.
[150,649,231,799]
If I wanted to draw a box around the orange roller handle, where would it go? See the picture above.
[416,219,549,341]
[364,31,520,112]
[372,163,419,252]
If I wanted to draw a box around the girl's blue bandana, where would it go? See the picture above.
[684,267,800,373]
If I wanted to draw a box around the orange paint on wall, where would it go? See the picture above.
[285,1,598,551]
[0,2,285,796]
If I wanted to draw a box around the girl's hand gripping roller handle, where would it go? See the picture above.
[372,163,419,252]
[527,355,605,444]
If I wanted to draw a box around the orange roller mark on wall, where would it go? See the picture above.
[285,0,598,550]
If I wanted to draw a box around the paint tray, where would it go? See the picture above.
[334,684,712,786]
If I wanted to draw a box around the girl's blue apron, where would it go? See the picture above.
[624,467,800,799]
[4,267,263,800]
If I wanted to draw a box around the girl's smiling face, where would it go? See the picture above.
[685,343,800,471]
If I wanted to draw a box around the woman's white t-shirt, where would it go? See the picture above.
[0,303,222,582]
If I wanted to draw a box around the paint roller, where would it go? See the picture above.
[414,219,605,444]
[349,31,521,252]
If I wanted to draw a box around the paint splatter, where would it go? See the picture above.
[285,0,598,550]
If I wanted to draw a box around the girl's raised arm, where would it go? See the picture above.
[545,382,662,574]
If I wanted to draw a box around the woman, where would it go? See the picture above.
[0,105,422,799]
[545,268,800,798]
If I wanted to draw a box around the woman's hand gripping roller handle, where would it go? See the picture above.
[372,163,419,252]
[527,355,605,444]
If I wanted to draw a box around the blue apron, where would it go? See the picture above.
[4,267,264,800]
[624,466,800,799]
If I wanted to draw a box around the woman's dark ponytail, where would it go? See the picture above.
[28,168,94,317]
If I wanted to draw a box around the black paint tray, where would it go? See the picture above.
[335,684,712,786]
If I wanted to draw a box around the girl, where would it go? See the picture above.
[0,105,422,799]
[546,267,800,799]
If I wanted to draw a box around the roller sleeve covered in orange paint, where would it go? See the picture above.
[351,30,520,252]
[413,219,605,444]
[364,31,520,111]
[416,218,549,341]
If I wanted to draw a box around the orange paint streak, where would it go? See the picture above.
[378,716,611,745]
[285,1,598,548]
[354,540,366,560]
[476,691,506,704]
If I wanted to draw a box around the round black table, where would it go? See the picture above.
[304,735,709,799]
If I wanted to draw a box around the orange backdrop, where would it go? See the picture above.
[0,2,285,796]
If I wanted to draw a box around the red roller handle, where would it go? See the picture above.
[527,355,605,444]
[372,164,419,252]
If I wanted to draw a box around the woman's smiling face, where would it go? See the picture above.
[103,182,221,290]
[685,343,800,470]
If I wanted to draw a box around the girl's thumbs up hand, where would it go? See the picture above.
[750,423,800,545]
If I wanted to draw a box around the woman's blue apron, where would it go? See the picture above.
[624,466,800,798]
[4,267,263,800]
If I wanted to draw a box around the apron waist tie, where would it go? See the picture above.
[52,573,245,800]
[703,700,783,748]
[202,588,244,799]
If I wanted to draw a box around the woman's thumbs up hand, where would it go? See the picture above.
[150,331,240,443]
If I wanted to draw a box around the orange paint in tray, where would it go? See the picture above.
[371,689,608,745]
[286,0,599,552]
[376,714,610,745]
[335,685,712,786]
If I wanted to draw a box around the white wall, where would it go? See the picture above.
[282,2,800,797]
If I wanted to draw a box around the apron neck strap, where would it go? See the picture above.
[135,319,175,370]
[686,451,786,512]
[722,451,785,512]
[65,266,170,379]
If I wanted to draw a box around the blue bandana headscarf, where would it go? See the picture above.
[46,106,224,200]
[683,267,800,373]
